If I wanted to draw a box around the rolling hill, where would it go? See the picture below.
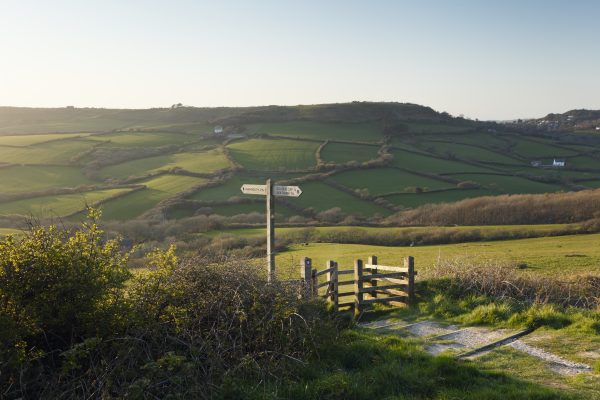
[1,102,600,224]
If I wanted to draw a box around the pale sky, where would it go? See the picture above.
[1,0,599,120]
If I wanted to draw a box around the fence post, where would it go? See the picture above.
[367,255,378,300]
[405,256,415,304]
[326,260,338,312]
[301,257,313,298]
[354,259,363,318]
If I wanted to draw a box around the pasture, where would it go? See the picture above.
[0,188,134,217]
[0,165,93,194]
[286,181,391,216]
[384,188,494,207]
[98,149,230,179]
[89,131,199,147]
[276,232,600,278]
[245,120,384,142]
[330,168,453,194]
[227,138,318,171]
[391,148,495,174]
[99,174,206,220]
[320,142,379,163]
[0,133,89,146]
[448,173,564,193]
[422,141,523,164]
[0,139,96,165]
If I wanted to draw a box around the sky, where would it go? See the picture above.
[1,0,599,120]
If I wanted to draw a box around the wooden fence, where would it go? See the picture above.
[300,255,416,317]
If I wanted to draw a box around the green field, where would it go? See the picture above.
[392,149,494,174]
[565,155,600,169]
[330,168,453,195]
[286,181,391,216]
[0,139,96,165]
[246,121,383,142]
[320,142,379,163]
[0,165,93,194]
[448,173,564,193]
[206,224,571,238]
[384,188,495,207]
[98,149,230,179]
[0,188,133,217]
[404,122,470,134]
[422,141,523,164]
[228,139,318,171]
[276,233,600,278]
[441,132,511,149]
[511,138,577,158]
[0,133,89,146]
[99,175,206,220]
[91,131,198,147]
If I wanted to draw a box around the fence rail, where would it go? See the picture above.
[300,255,416,318]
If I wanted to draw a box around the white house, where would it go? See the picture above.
[213,125,224,135]
[553,159,566,167]
[595,126,600,131]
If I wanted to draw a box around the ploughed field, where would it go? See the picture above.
[2,114,600,222]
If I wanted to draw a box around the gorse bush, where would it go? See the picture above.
[0,209,130,371]
[0,211,337,399]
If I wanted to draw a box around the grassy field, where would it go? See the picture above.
[0,188,133,218]
[565,155,600,170]
[0,133,89,146]
[392,148,495,174]
[276,232,600,278]
[246,120,384,142]
[404,122,470,134]
[320,142,379,163]
[90,131,198,147]
[443,132,511,148]
[448,173,564,193]
[384,188,496,207]
[330,168,453,195]
[0,165,93,194]
[286,181,391,216]
[0,139,96,165]
[227,138,318,171]
[205,224,572,238]
[99,175,206,219]
[510,138,578,158]
[422,141,523,165]
[98,149,230,179]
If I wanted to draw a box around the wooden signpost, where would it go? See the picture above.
[241,179,302,281]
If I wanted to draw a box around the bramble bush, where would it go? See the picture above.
[0,210,338,399]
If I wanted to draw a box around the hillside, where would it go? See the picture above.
[1,102,600,224]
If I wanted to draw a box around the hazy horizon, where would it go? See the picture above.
[2,0,599,121]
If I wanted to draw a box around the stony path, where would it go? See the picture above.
[360,319,592,375]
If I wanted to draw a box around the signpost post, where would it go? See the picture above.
[241,180,302,281]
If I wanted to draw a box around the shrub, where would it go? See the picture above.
[0,212,338,399]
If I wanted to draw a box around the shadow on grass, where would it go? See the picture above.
[218,329,574,400]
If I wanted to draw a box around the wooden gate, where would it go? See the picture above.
[300,255,416,318]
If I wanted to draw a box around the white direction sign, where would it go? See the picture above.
[240,184,267,195]
[274,185,302,197]
[241,184,302,197]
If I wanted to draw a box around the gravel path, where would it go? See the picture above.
[509,340,592,375]
[361,318,593,375]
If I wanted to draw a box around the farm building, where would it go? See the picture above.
[553,159,566,167]
[213,125,224,135]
